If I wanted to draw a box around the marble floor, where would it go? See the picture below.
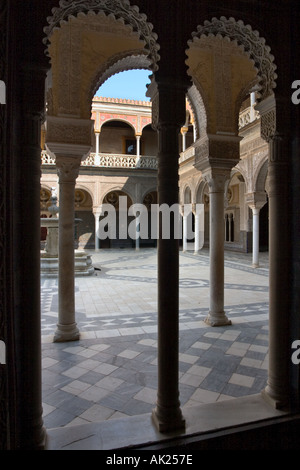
[41,247,270,431]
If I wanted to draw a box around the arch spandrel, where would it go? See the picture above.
[44,1,160,121]
[186,17,277,137]
[47,13,147,119]
[186,35,258,135]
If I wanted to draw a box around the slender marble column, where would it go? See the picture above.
[136,135,141,167]
[95,131,100,165]
[246,194,267,268]
[182,210,188,252]
[181,127,188,151]
[193,203,204,254]
[251,207,260,268]
[149,79,186,433]
[204,169,231,326]
[54,157,81,342]
[94,210,101,249]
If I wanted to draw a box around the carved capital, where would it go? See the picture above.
[245,191,267,211]
[56,156,81,184]
[202,167,232,193]
[194,133,241,173]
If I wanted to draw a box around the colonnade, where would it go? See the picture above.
[42,86,292,435]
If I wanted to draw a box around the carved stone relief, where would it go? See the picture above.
[43,0,160,71]
[190,17,277,102]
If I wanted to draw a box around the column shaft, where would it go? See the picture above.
[95,132,100,165]
[55,158,81,342]
[252,208,260,268]
[183,214,188,252]
[205,171,231,326]
[153,123,185,432]
[263,135,291,408]
[12,66,47,449]
[94,212,100,249]
[194,214,200,254]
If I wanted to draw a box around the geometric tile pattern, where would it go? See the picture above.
[41,248,269,429]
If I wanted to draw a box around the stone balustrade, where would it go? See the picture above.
[41,150,158,170]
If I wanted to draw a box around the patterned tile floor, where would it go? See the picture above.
[41,248,269,430]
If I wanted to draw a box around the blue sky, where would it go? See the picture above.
[96,69,151,101]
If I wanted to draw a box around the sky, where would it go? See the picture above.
[96,69,151,101]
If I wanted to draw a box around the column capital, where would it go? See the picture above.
[245,191,267,211]
[194,133,242,173]
[202,167,232,193]
[56,156,81,184]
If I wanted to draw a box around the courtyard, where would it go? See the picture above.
[41,248,270,431]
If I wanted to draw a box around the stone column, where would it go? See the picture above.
[182,205,188,252]
[204,168,232,326]
[11,65,48,450]
[181,126,188,151]
[147,78,187,432]
[94,209,101,249]
[194,134,241,326]
[95,131,100,165]
[46,116,93,342]
[193,203,203,254]
[246,192,267,268]
[136,134,141,167]
[263,132,291,408]
[252,208,260,267]
[55,157,81,342]
[256,96,291,409]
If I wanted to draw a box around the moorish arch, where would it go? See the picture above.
[184,16,277,327]
[89,52,152,105]
[42,0,161,343]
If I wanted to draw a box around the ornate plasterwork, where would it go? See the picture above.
[260,110,276,143]
[89,52,151,104]
[194,133,241,174]
[43,0,160,71]
[190,16,277,102]
[46,116,94,147]
[56,157,82,183]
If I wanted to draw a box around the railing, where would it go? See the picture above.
[179,146,195,164]
[239,106,259,129]
[41,151,158,170]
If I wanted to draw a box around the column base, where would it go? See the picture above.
[252,263,259,268]
[261,387,290,411]
[151,408,186,433]
[53,323,80,342]
[204,312,232,327]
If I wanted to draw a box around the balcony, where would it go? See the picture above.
[41,151,158,170]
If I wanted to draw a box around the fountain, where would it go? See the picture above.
[40,188,94,276]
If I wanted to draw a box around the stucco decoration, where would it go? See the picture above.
[190,17,277,102]
[43,0,160,71]
[89,52,151,103]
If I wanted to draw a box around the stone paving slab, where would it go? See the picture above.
[41,248,269,429]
